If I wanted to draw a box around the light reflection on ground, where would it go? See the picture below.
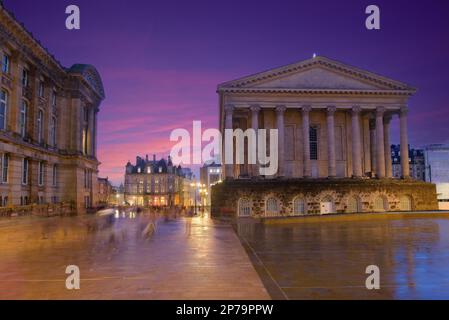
[0,210,268,300]
[235,215,449,299]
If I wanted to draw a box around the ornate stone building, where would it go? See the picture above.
[124,155,194,207]
[97,177,113,206]
[0,4,105,214]
[212,56,438,217]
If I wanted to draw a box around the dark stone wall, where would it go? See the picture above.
[211,178,438,218]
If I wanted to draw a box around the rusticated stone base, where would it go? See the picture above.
[211,178,439,219]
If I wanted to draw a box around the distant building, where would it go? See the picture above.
[97,177,113,205]
[424,144,449,209]
[124,154,194,207]
[200,161,222,207]
[391,145,425,181]
[111,183,125,206]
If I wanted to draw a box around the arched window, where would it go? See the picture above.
[347,196,361,213]
[238,198,252,217]
[399,195,412,211]
[292,197,305,215]
[266,197,280,216]
[374,196,387,212]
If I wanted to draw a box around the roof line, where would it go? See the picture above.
[0,2,65,72]
[217,55,416,91]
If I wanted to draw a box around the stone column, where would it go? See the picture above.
[351,106,363,177]
[93,108,98,158]
[326,106,336,178]
[302,106,311,178]
[362,115,371,174]
[369,119,376,176]
[88,106,95,156]
[276,105,286,177]
[399,107,410,178]
[383,115,393,178]
[224,104,234,179]
[375,107,386,178]
[250,105,260,177]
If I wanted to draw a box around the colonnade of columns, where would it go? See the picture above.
[224,105,410,180]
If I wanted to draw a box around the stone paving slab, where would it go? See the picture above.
[0,213,270,300]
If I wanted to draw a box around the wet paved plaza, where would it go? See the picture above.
[0,211,269,299]
[1,211,449,299]
[236,214,449,299]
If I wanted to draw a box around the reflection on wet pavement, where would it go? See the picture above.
[0,210,269,300]
[236,216,449,299]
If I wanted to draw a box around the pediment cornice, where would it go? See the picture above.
[218,56,416,94]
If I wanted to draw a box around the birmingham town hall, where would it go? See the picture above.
[211,56,438,217]
[0,4,105,214]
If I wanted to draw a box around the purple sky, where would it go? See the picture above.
[5,0,449,185]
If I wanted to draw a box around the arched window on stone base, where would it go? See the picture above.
[399,195,412,211]
[292,197,306,216]
[238,198,252,217]
[265,197,280,217]
[374,196,388,212]
[347,196,361,213]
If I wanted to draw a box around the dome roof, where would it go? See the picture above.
[67,64,105,99]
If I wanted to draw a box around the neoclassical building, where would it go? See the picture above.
[211,56,438,217]
[0,4,105,214]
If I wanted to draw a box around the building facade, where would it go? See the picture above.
[124,155,194,207]
[0,4,105,213]
[424,144,449,209]
[200,161,222,207]
[391,144,425,181]
[212,56,437,217]
[97,177,113,206]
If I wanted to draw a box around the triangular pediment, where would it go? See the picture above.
[218,56,415,93]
